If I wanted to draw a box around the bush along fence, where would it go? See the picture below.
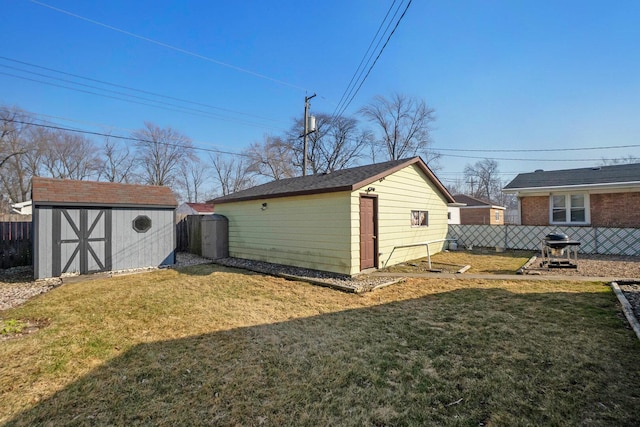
[0,220,33,269]
[447,224,640,256]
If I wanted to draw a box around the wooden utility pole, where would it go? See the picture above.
[302,93,316,176]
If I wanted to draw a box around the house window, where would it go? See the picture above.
[411,210,428,227]
[550,194,588,224]
[447,212,451,220]
[495,211,501,222]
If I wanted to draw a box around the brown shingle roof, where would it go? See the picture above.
[211,157,455,204]
[186,202,215,213]
[31,177,178,207]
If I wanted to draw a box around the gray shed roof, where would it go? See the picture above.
[211,157,455,204]
[503,163,640,191]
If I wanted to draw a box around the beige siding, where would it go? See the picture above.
[215,192,353,275]
[349,164,449,271]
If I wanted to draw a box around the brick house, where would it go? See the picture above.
[452,194,506,225]
[502,163,640,228]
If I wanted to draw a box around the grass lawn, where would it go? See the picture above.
[384,249,535,274]
[1,264,639,426]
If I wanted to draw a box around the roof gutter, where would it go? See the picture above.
[502,181,640,194]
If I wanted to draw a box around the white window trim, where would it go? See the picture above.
[411,210,429,227]
[549,193,590,225]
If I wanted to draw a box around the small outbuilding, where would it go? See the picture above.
[452,194,506,225]
[210,157,455,276]
[32,177,178,279]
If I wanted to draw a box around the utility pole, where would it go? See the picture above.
[302,93,316,176]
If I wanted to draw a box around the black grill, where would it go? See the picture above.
[541,232,580,268]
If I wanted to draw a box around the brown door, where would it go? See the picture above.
[360,196,376,270]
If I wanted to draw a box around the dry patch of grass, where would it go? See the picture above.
[1,264,639,426]
[385,249,535,274]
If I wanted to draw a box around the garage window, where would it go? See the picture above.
[133,215,152,233]
[411,210,428,227]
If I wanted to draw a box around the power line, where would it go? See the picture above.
[7,118,627,165]
[438,153,619,162]
[432,143,640,153]
[331,0,399,118]
[11,109,244,152]
[0,56,282,123]
[29,0,309,92]
[0,71,281,131]
[334,0,413,119]
[7,118,251,158]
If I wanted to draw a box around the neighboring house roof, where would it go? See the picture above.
[185,202,215,213]
[453,194,505,210]
[503,163,640,192]
[31,177,178,207]
[11,200,33,215]
[211,157,455,204]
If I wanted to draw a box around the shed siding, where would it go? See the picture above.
[35,207,53,279]
[111,208,175,270]
[215,192,353,274]
[35,207,174,279]
[350,164,449,271]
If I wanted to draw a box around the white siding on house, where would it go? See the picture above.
[447,207,461,224]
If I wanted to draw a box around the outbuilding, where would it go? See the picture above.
[452,194,506,225]
[211,157,455,276]
[32,177,177,279]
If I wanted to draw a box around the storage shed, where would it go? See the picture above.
[32,177,177,279]
[210,157,455,276]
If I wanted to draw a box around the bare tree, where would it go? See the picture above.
[443,176,467,197]
[463,159,502,203]
[600,155,640,165]
[210,153,255,196]
[179,158,209,202]
[132,122,194,187]
[41,130,101,180]
[360,93,437,161]
[0,107,42,202]
[246,135,296,180]
[98,137,137,183]
[317,115,371,172]
[284,113,370,174]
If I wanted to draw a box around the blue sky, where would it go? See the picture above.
[1,0,639,187]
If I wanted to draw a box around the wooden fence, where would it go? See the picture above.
[0,219,33,269]
[176,215,203,255]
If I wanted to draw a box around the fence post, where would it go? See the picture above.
[504,224,509,249]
